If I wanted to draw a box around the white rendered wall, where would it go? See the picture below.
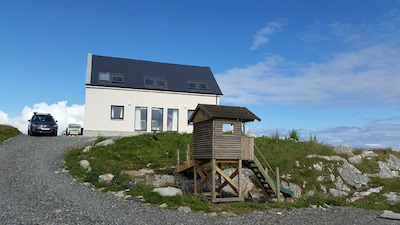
[84,86,220,136]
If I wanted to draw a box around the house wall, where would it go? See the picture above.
[213,119,243,159]
[84,86,220,136]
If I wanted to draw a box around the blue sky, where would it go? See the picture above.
[1,1,400,150]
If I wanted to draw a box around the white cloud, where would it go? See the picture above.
[250,21,285,50]
[217,43,400,107]
[0,101,84,135]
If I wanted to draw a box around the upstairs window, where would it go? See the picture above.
[111,74,124,83]
[187,81,197,89]
[198,82,209,90]
[99,72,111,82]
[144,76,168,88]
[186,80,209,90]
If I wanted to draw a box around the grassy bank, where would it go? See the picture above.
[64,132,400,214]
[0,124,21,144]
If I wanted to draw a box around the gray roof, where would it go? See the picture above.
[189,104,261,123]
[88,54,223,95]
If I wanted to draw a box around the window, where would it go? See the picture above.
[111,105,124,119]
[198,82,209,90]
[144,76,167,88]
[99,72,110,82]
[112,74,124,83]
[187,81,196,89]
[144,77,154,86]
[167,109,178,131]
[151,108,163,131]
[135,107,147,131]
[187,109,195,124]
[155,77,167,87]
[223,123,234,135]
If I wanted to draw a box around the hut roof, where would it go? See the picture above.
[189,104,261,123]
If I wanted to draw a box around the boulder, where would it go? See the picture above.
[95,139,114,147]
[153,186,182,196]
[78,159,90,169]
[334,145,354,156]
[98,173,114,185]
[338,162,369,188]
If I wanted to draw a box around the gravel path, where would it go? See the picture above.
[0,135,399,225]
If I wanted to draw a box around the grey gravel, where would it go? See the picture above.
[1,135,399,225]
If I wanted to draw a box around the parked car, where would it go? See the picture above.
[65,123,83,136]
[28,112,58,136]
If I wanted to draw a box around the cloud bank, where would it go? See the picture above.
[0,101,84,135]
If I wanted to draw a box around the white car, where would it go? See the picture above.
[66,123,82,136]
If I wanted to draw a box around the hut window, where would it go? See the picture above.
[222,123,234,135]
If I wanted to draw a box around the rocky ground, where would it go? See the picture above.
[0,135,399,224]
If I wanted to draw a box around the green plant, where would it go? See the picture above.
[288,129,300,142]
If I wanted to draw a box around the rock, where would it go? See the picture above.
[320,184,327,194]
[78,160,90,169]
[349,155,363,164]
[178,206,191,213]
[329,188,349,197]
[122,181,138,189]
[383,192,400,203]
[338,162,369,188]
[221,168,254,198]
[316,176,325,182]
[98,173,114,185]
[294,161,300,168]
[152,174,175,188]
[360,186,383,197]
[313,162,323,171]
[82,145,92,153]
[153,186,182,197]
[388,154,400,171]
[334,145,354,156]
[334,176,351,192]
[121,168,155,177]
[95,139,114,147]
[159,203,168,208]
[376,161,399,178]
[361,150,377,158]
[281,181,301,198]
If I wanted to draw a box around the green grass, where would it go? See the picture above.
[0,124,21,144]
[64,132,400,214]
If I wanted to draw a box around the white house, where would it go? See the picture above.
[84,53,223,136]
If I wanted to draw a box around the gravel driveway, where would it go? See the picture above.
[0,135,399,225]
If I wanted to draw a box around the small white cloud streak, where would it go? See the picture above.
[248,117,400,151]
[250,21,285,50]
[0,101,84,135]
[217,43,400,106]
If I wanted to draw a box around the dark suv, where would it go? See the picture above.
[28,112,58,136]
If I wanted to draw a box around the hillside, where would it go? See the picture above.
[0,124,21,144]
[64,132,400,214]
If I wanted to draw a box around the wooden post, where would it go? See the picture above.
[186,144,190,163]
[276,167,281,202]
[176,149,180,168]
[194,160,198,194]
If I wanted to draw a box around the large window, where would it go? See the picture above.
[111,105,124,119]
[151,108,163,131]
[167,109,178,131]
[135,107,147,131]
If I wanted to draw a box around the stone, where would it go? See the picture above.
[329,188,348,197]
[78,160,90,169]
[334,176,351,192]
[383,192,400,203]
[313,162,323,171]
[360,186,383,197]
[281,181,301,198]
[178,206,191,213]
[152,174,175,188]
[388,154,400,171]
[333,145,354,156]
[95,139,114,147]
[221,168,254,197]
[320,184,327,194]
[159,203,168,208]
[316,176,325,182]
[348,155,363,164]
[361,150,377,158]
[82,145,92,153]
[153,186,182,197]
[294,161,300,167]
[337,162,369,188]
[98,173,114,185]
